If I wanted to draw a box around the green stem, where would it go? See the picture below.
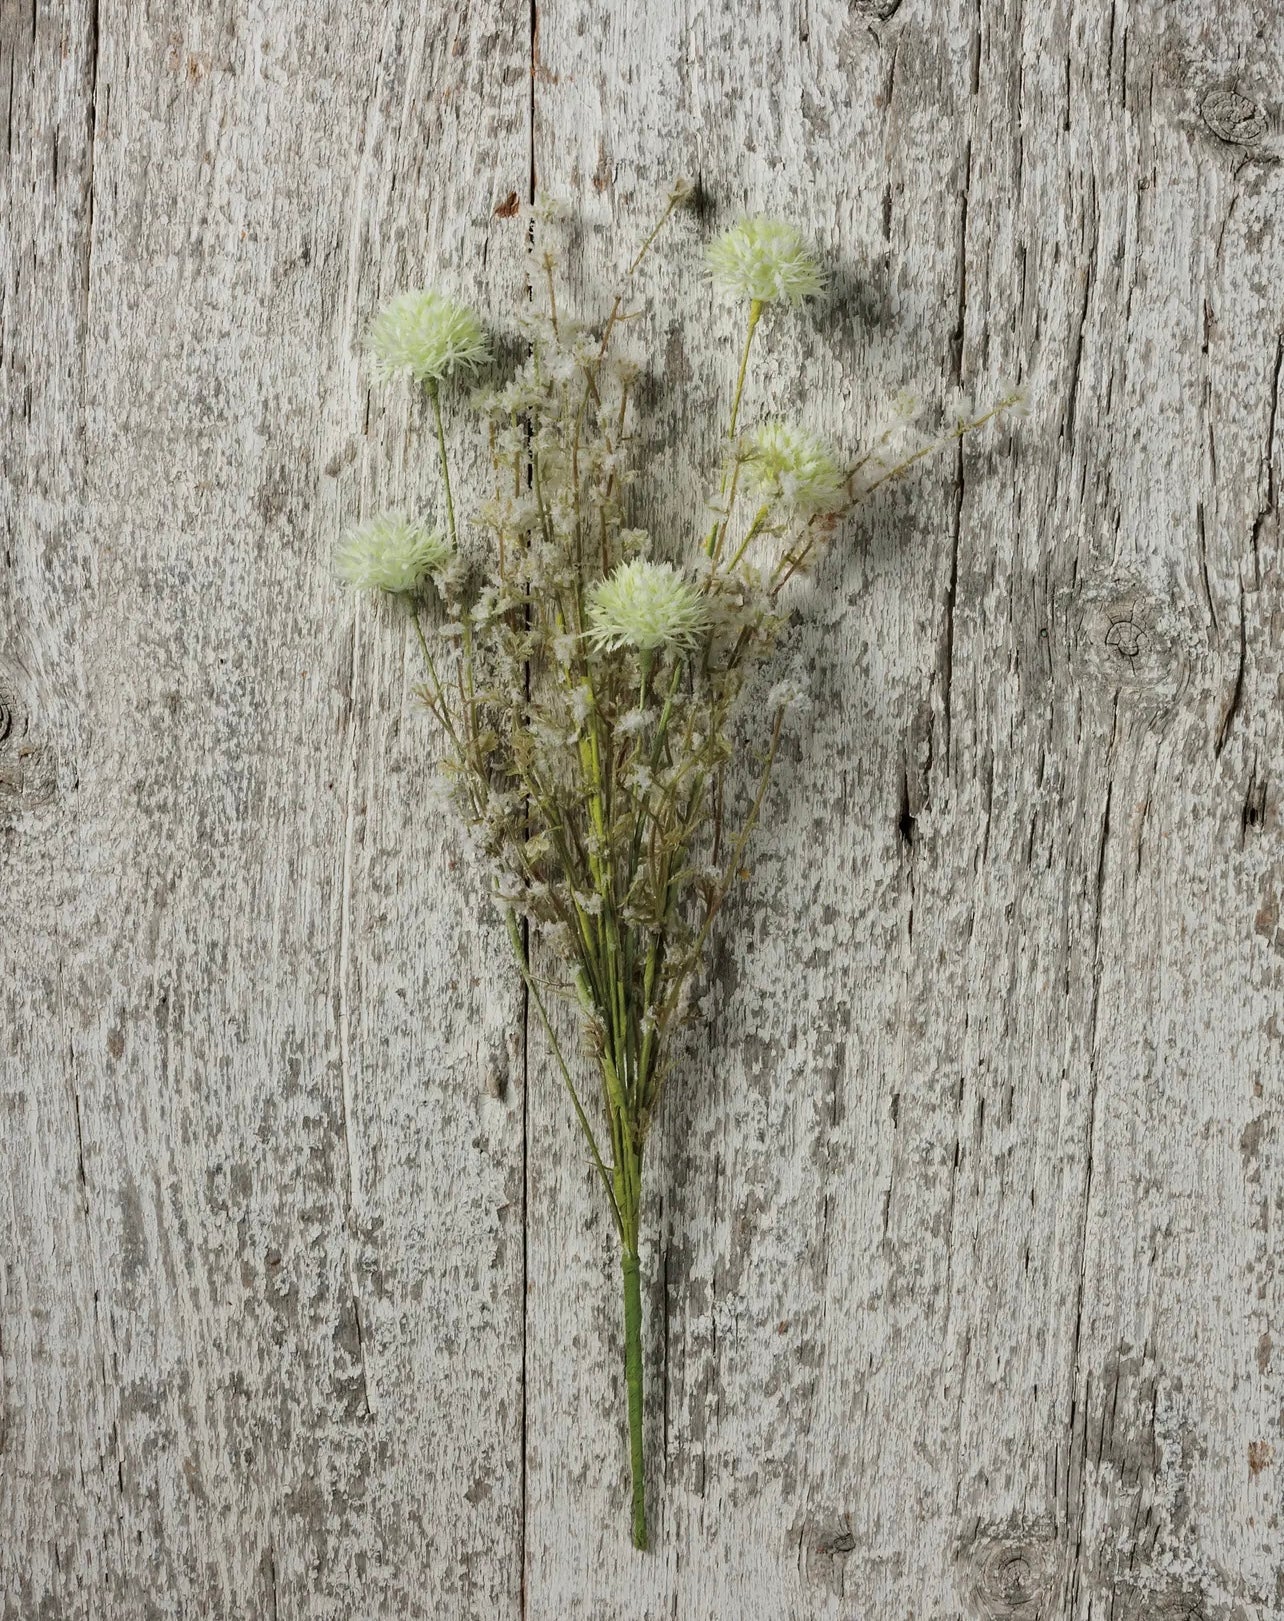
[598,194,685,359]
[429,382,458,549]
[727,298,761,440]
[725,502,771,572]
[621,1248,647,1550]
[504,911,623,1241]
[704,299,763,558]
[428,378,480,730]
[852,398,1018,504]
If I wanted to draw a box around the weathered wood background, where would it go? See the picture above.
[3,0,1283,1616]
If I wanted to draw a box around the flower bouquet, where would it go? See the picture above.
[335,187,1022,1547]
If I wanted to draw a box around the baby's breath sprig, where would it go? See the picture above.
[333,195,1023,1553]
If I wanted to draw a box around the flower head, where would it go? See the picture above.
[333,514,452,593]
[366,290,489,385]
[586,559,710,655]
[706,218,825,306]
[742,422,848,516]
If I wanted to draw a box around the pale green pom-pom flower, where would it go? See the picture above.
[366,290,489,385]
[333,514,452,594]
[586,559,710,655]
[742,422,848,515]
[706,217,826,306]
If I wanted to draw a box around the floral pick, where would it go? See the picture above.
[334,193,1024,1550]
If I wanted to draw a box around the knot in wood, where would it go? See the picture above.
[0,662,31,810]
[960,1521,1059,1620]
[1117,1583,1207,1621]
[1201,89,1267,146]
[800,1512,858,1594]
[1104,618,1146,661]
[1070,570,1195,722]
[1153,1589,1205,1621]
[0,659,20,752]
[0,660,55,814]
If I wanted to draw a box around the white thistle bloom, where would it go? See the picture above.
[532,719,572,749]
[706,217,826,306]
[742,422,847,516]
[494,424,527,459]
[496,377,539,414]
[424,770,455,810]
[333,514,452,594]
[366,290,489,385]
[586,559,710,655]
[471,584,502,624]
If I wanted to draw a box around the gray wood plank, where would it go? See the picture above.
[3,0,1282,1617]
[525,1,1284,1616]
[2,4,530,1616]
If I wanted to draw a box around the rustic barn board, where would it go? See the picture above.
[2,2,531,1616]
[3,1,1282,1618]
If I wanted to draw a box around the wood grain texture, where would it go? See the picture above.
[2,2,529,1616]
[3,1,1282,1618]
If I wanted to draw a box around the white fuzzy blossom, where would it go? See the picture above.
[333,514,452,594]
[616,708,654,738]
[767,676,811,718]
[551,632,579,667]
[706,217,826,306]
[627,763,655,794]
[742,422,848,516]
[495,871,524,903]
[945,389,975,430]
[994,376,1031,417]
[529,192,569,225]
[366,290,489,385]
[586,559,710,655]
